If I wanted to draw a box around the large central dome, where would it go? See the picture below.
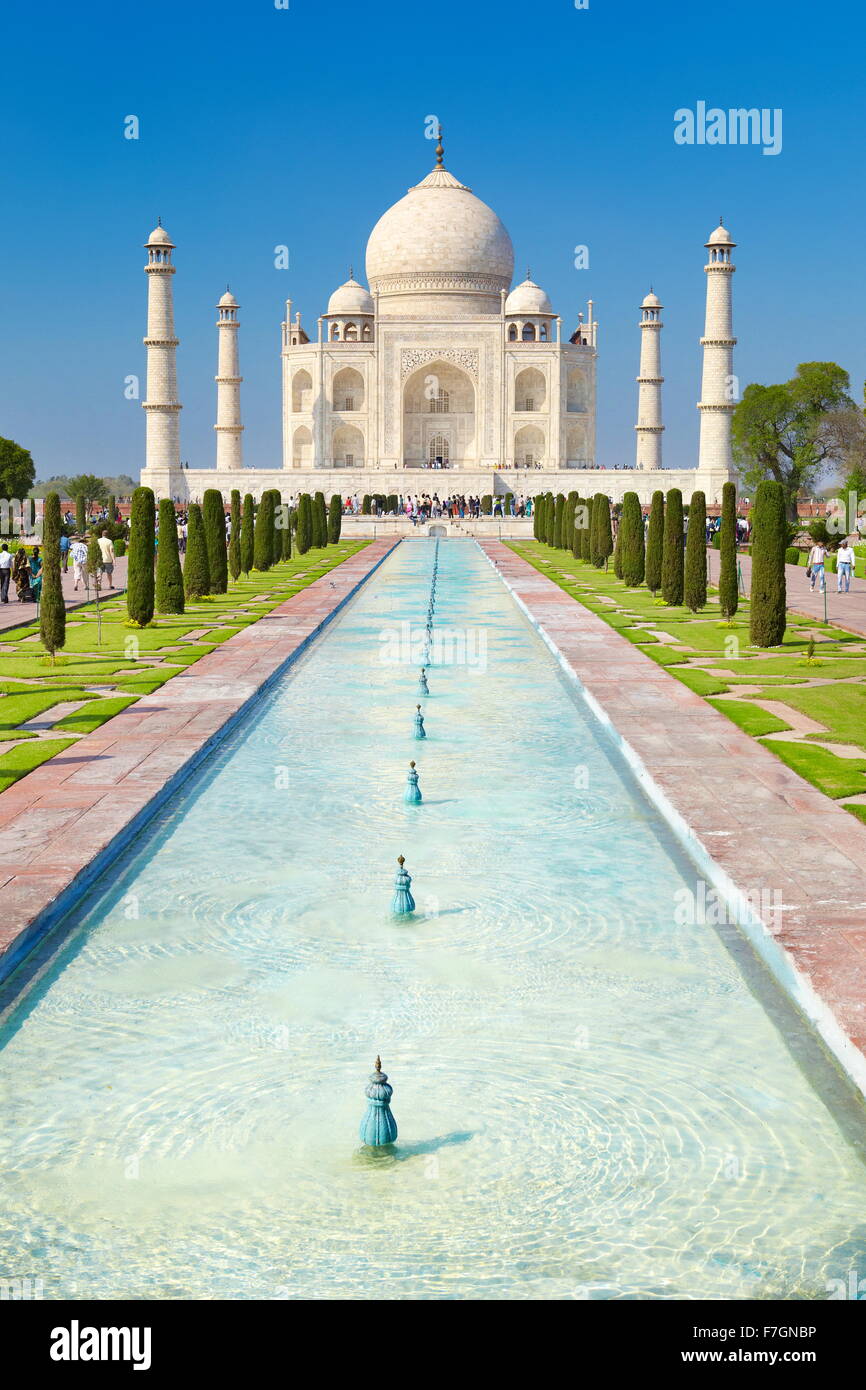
[365,150,514,316]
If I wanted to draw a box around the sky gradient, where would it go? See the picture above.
[1,0,864,481]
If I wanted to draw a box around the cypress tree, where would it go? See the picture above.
[750,480,787,647]
[75,493,86,534]
[155,497,184,614]
[127,485,155,625]
[645,490,664,595]
[613,511,623,578]
[328,493,342,544]
[228,489,241,581]
[579,498,592,561]
[662,488,684,605]
[571,497,583,559]
[240,493,254,576]
[270,491,282,566]
[296,493,312,554]
[313,491,327,547]
[718,480,739,620]
[40,491,65,664]
[620,492,645,587]
[107,494,116,525]
[684,490,707,612]
[203,488,228,594]
[184,503,211,599]
[545,493,556,545]
[253,491,274,570]
[565,491,579,554]
[362,494,372,515]
[591,494,612,568]
[532,498,540,540]
[281,505,293,561]
[554,493,566,548]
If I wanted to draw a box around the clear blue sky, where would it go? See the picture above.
[1,0,864,479]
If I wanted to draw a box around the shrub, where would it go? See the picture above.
[228,490,241,581]
[155,497,184,614]
[126,486,155,626]
[750,480,787,648]
[784,546,799,565]
[684,491,707,612]
[114,538,126,558]
[296,493,312,554]
[254,491,274,570]
[718,480,738,620]
[184,503,211,599]
[203,488,228,594]
[645,491,664,594]
[40,492,65,663]
[661,488,684,605]
[620,492,645,587]
[554,493,566,548]
[240,493,254,575]
[328,493,342,544]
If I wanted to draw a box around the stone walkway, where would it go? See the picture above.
[0,556,129,633]
[480,540,866,1096]
[708,548,866,636]
[0,541,395,988]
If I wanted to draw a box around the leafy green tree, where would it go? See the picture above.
[39,492,65,663]
[296,493,312,554]
[619,492,645,587]
[203,489,228,594]
[156,498,184,614]
[126,486,155,625]
[0,437,36,501]
[240,493,254,575]
[684,491,707,611]
[253,491,274,570]
[732,362,853,522]
[718,482,739,619]
[228,490,241,581]
[645,490,664,594]
[184,503,211,599]
[750,480,788,647]
[328,493,342,544]
[662,488,684,605]
[67,473,108,512]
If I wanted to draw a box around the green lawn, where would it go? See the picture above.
[0,543,369,793]
[509,540,866,821]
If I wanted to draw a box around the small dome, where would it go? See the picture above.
[707,222,735,246]
[505,276,553,315]
[327,277,374,316]
[218,290,238,307]
[146,224,173,247]
[641,290,661,308]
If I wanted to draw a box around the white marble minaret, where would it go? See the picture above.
[697,220,737,473]
[634,290,664,469]
[142,222,181,470]
[214,289,243,469]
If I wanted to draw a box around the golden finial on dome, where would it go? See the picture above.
[435,126,444,167]
[348,265,354,281]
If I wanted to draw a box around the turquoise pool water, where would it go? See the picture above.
[1,537,865,1300]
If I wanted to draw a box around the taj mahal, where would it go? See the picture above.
[139,133,738,504]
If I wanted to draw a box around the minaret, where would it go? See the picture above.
[635,290,664,469]
[697,219,737,473]
[214,288,243,470]
[142,222,181,471]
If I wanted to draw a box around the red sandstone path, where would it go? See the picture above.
[480,540,866,1096]
[0,557,129,634]
[707,548,866,637]
[0,541,396,991]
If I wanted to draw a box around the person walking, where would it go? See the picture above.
[836,541,855,593]
[59,531,70,572]
[70,535,88,591]
[0,543,12,602]
[807,541,826,593]
[12,547,32,602]
[29,545,43,603]
[97,529,116,590]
